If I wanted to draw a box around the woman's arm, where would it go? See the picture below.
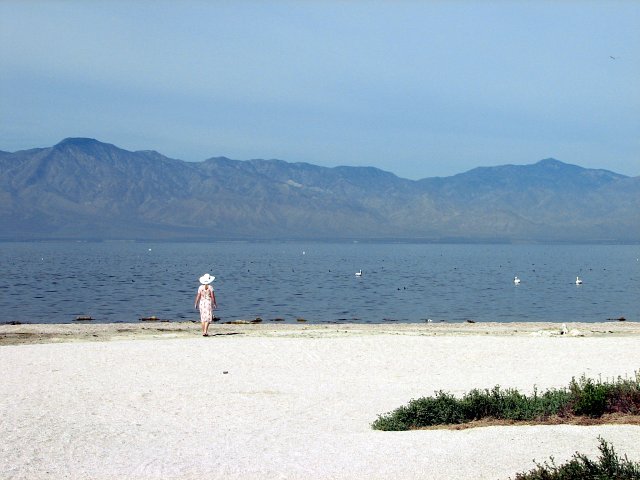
[194,291,201,309]
[211,289,217,308]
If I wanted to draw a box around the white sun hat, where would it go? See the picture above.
[199,273,215,285]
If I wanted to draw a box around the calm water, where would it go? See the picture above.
[0,242,638,324]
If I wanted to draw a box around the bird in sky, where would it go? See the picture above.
[609,55,618,60]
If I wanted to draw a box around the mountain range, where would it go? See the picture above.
[1,138,638,242]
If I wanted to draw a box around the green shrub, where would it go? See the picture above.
[371,391,465,431]
[459,386,573,422]
[569,373,640,418]
[372,371,640,431]
[512,437,640,480]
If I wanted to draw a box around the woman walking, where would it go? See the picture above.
[194,273,217,336]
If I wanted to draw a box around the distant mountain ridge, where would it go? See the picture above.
[1,138,638,242]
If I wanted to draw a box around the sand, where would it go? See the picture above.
[1,322,639,479]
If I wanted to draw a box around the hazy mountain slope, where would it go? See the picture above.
[0,138,636,241]
[413,159,636,240]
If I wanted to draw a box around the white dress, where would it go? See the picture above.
[198,285,214,323]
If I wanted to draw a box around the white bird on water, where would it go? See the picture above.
[575,276,583,285]
[355,270,362,277]
[514,276,521,285]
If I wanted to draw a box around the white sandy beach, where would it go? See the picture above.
[1,322,639,479]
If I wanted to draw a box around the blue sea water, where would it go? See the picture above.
[0,242,638,324]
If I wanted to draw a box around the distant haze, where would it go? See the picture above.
[1,1,639,179]
[1,138,638,242]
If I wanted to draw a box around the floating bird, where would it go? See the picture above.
[576,276,583,285]
[514,276,521,285]
[355,270,362,277]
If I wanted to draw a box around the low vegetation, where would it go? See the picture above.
[511,437,640,480]
[372,372,640,431]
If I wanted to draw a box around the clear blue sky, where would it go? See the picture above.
[1,1,638,179]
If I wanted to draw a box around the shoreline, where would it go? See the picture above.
[1,320,639,346]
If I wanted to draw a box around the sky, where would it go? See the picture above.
[1,1,638,179]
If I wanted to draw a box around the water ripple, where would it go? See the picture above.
[0,242,638,324]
